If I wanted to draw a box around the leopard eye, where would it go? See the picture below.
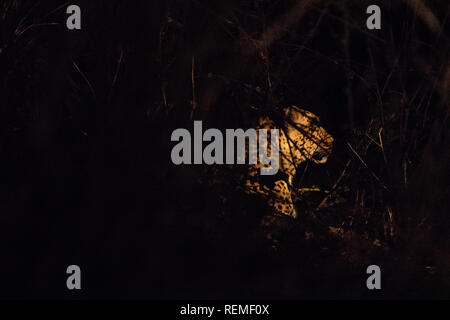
[309,117,320,126]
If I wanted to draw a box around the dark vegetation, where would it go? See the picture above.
[0,0,449,299]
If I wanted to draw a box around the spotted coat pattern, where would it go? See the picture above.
[244,106,334,218]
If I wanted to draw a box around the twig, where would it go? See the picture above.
[316,159,351,210]
[190,55,197,120]
[347,141,388,190]
[73,61,96,99]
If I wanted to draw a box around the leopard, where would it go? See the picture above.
[243,105,334,220]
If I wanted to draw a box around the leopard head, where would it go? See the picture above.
[284,105,334,166]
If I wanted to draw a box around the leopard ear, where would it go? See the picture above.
[285,105,301,115]
[284,105,294,117]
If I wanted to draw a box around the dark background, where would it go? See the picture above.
[0,0,449,299]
